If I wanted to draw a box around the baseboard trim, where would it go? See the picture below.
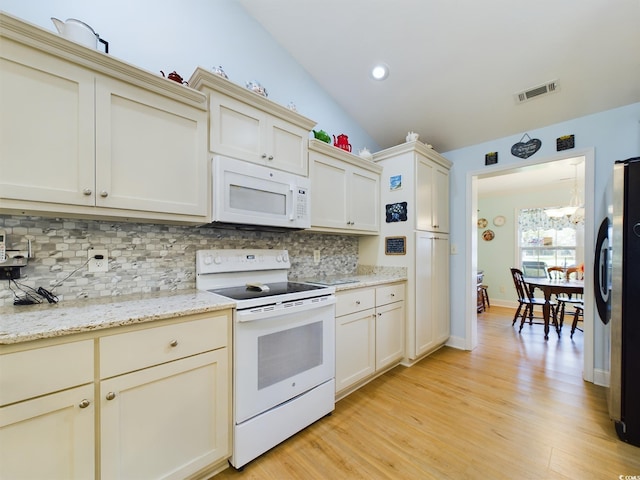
[593,368,609,387]
[446,335,466,350]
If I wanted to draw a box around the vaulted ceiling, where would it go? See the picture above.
[238,0,640,152]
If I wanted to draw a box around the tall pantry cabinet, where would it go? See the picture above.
[359,141,452,363]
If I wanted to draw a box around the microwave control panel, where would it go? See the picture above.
[296,187,308,219]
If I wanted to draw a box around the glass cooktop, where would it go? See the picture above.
[209,281,327,301]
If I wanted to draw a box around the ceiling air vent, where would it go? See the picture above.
[515,80,559,104]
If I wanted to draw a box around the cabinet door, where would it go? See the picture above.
[433,166,450,233]
[414,232,450,358]
[100,349,229,480]
[415,232,436,356]
[95,77,208,217]
[310,154,350,230]
[433,236,451,344]
[349,167,380,232]
[209,92,264,163]
[376,301,405,370]
[0,38,95,206]
[0,384,95,480]
[335,309,375,394]
[416,158,449,233]
[266,116,308,176]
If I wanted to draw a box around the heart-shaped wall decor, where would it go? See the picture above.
[511,137,541,159]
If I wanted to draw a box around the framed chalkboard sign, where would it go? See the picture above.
[385,236,406,255]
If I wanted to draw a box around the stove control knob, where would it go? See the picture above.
[282,253,289,263]
[214,256,222,265]
[276,254,283,262]
[203,255,213,265]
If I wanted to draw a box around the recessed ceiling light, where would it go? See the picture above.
[371,63,389,80]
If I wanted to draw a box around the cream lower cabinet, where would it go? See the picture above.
[335,283,405,398]
[0,14,208,223]
[309,139,382,234]
[0,310,231,480]
[189,67,316,177]
[0,340,95,480]
[415,232,451,356]
[99,313,230,480]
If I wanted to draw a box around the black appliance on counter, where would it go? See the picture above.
[608,157,640,447]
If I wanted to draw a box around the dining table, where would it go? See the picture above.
[524,277,584,340]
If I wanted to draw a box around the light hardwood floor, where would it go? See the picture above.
[212,306,640,479]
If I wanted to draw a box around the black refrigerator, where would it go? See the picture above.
[608,156,640,447]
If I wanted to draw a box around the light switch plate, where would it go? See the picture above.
[88,249,108,273]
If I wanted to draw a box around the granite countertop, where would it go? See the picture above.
[0,274,406,345]
[0,290,235,345]
[300,273,407,291]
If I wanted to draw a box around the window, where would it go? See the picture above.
[519,208,578,269]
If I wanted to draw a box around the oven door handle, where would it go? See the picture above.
[236,295,336,323]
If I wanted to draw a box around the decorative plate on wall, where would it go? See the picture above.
[478,218,488,228]
[482,229,495,241]
[493,215,506,227]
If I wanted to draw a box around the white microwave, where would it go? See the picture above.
[211,156,311,230]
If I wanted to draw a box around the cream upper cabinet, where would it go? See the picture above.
[416,156,450,233]
[0,14,209,224]
[309,139,382,234]
[189,67,316,177]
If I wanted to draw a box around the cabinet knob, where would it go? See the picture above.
[169,339,178,347]
[106,392,116,401]
[355,300,361,305]
[78,399,91,409]
[268,155,274,161]
[390,293,395,297]
[261,153,267,159]
[100,191,109,198]
[83,188,92,196]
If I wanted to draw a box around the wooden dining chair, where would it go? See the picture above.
[547,266,583,333]
[510,268,557,332]
[570,303,584,338]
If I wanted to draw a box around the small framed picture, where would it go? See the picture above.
[389,175,402,191]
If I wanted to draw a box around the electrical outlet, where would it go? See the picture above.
[88,249,109,273]
[313,250,321,264]
[450,243,458,255]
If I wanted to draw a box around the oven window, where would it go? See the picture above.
[257,321,323,390]
[230,184,287,215]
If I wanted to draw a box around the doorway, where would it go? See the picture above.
[467,148,595,382]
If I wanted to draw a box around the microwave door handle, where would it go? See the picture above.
[289,185,295,221]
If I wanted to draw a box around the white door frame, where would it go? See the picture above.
[466,147,595,382]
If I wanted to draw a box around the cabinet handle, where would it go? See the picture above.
[261,153,267,159]
[355,300,361,305]
[78,399,91,408]
[169,339,178,347]
[268,155,274,161]
[378,312,382,316]
[390,293,395,297]
[83,188,92,196]
[106,392,116,401]
[100,191,109,198]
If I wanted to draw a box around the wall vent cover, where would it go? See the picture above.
[515,80,560,104]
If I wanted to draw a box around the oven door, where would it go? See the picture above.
[234,297,335,424]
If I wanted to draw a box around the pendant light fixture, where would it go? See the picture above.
[545,161,583,219]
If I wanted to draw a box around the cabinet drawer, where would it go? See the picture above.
[336,288,375,317]
[99,314,228,379]
[0,340,93,406]
[376,283,405,306]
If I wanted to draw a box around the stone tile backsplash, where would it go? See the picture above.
[0,215,359,306]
